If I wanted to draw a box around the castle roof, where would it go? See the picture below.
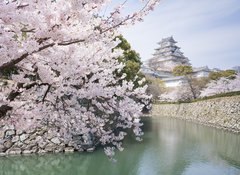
[193,66,211,73]
[162,76,187,82]
[157,36,177,44]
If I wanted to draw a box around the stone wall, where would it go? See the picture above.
[0,125,76,156]
[150,95,240,133]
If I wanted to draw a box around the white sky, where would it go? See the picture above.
[120,0,240,69]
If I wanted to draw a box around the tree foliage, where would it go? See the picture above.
[0,0,160,157]
[172,65,193,76]
[159,85,194,102]
[114,35,144,84]
[208,70,236,80]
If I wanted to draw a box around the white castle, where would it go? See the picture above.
[142,36,212,87]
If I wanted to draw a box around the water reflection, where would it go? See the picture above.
[0,117,239,175]
[143,117,240,175]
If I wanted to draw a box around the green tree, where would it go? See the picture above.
[114,35,144,86]
[173,65,193,76]
[209,70,236,80]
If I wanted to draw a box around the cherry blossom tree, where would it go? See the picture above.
[200,74,240,97]
[0,0,160,156]
[158,85,193,102]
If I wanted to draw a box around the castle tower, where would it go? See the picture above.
[148,36,190,72]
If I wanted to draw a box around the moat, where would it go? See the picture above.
[0,117,239,175]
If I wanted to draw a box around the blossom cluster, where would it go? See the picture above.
[0,0,159,155]
[200,74,240,97]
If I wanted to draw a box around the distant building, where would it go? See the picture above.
[148,36,190,72]
[141,36,212,87]
[232,66,240,73]
[141,64,174,79]
[212,68,222,72]
[161,76,188,87]
[192,66,211,78]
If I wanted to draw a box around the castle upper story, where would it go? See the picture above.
[147,36,190,72]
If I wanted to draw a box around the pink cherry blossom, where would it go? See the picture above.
[0,0,159,156]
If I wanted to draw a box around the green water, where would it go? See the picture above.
[0,117,240,175]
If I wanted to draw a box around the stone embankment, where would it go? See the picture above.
[0,126,77,156]
[150,95,240,133]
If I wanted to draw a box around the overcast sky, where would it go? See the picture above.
[121,0,240,69]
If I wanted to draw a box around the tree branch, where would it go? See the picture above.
[42,84,51,103]
[0,38,86,71]
[0,52,29,71]
[58,39,85,46]
[0,43,54,70]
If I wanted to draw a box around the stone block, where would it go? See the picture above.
[51,137,61,144]
[64,147,75,153]
[38,140,47,149]
[5,129,15,138]
[12,136,19,143]
[20,134,29,142]
[3,140,13,149]
[6,148,22,155]
[38,149,47,154]
[22,150,32,154]
[0,144,6,152]
[0,130,5,139]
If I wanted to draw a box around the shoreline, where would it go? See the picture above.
[150,95,240,133]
